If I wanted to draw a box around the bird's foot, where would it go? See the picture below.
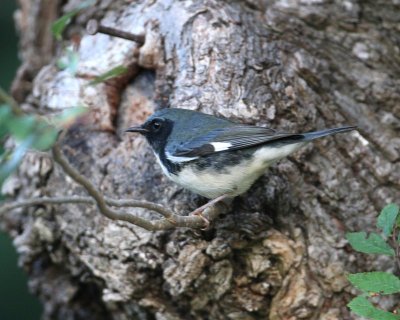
[166,217,177,225]
[190,194,229,230]
[192,209,210,230]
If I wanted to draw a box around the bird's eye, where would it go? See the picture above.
[151,120,162,131]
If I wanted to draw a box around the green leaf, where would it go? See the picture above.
[31,125,59,151]
[51,106,88,127]
[396,207,400,228]
[348,296,400,320]
[6,115,37,140]
[348,272,400,295]
[51,0,95,40]
[346,232,395,256]
[51,10,80,41]
[0,104,12,123]
[88,65,128,85]
[0,104,12,137]
[0,124,8,139]
[377,204,399,237]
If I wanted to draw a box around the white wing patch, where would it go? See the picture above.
[166,152,198,163]
[210,142,232,152]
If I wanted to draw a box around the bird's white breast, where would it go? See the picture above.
[253,142,304,163]
[155,142,305,199]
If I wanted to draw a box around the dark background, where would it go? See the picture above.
[0,1,42,319]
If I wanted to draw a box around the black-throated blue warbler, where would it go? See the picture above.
[126,108,356,219]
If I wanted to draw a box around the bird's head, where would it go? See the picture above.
[126,108,235,154]
[125,111,176,153]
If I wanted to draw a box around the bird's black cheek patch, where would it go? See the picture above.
[193,149,253,173]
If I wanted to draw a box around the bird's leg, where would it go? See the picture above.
[190,194,229,229]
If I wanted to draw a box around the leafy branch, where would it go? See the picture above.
[346,203,400,319]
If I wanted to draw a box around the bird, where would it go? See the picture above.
[126,108,356,224]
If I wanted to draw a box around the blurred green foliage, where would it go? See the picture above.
[51,0,95,40]
[88,65,128,85]
[0,2,43,319]
[0,2,118,318]
[0,102,87,192]
[0,103,58,189]
[0,0,93,191]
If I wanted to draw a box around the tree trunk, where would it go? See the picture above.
[4,0,400,319]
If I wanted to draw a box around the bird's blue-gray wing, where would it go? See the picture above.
[169,126,303,159]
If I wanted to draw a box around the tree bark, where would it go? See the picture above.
[3,0,400,319]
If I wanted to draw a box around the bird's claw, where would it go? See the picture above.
[167,217,177,225]
[192,209,210,230]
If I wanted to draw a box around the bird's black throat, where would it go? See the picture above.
[158,148,182,175]
[144,118,182,175]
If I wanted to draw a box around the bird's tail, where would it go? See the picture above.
[256,125,356,164]
[302,126,357,141]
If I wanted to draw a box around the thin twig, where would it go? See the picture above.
[0,196,173,216]
[0,143,227,230]
[51,143,226,230]
[0,86,23,116]
[52,144,164,230]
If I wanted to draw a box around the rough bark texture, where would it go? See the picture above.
[3,0,400,319]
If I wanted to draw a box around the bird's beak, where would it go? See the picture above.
[125,126,149,134]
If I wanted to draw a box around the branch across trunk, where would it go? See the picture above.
[3,0,400,319]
